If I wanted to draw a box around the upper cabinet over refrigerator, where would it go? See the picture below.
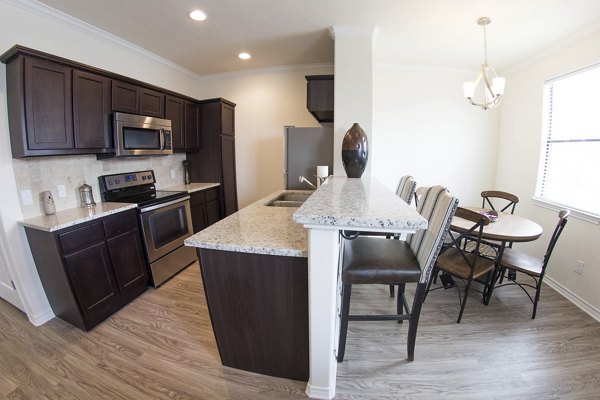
[284,126,333,190]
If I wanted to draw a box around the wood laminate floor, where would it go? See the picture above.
[1,262,599,399]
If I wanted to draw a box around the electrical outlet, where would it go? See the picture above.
[575,260,585,274]
[57,184,66,198]
[21,189,33,205]
[170,169,176,179]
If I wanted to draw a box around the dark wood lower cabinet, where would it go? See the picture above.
[190,188,221,233]
[198,248,309,382]
[24,209,148,331]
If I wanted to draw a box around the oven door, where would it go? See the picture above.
[139,197,193,262]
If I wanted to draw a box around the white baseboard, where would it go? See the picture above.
[544,277,600,323]
[28,309,54,327]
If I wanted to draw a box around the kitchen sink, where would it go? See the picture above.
[265,193,312,207]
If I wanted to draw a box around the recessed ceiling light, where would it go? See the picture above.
[238,52,251,60]
[189,9,206,21]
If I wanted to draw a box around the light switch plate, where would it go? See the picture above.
[170,169,176,179]
[21,189,33,205]
[57,184,66,198]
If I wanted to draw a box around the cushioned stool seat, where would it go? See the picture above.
[343,238,421,285]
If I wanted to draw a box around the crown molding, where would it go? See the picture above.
[198,62,334,81]
[5,0,202,80]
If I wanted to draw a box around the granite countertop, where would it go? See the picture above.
[293,176,428,231]
[161,182,220,193]
[185,190,312,258]
[19,202,137,232]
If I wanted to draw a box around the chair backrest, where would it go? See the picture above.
[407,186,458,283]
[444,207,491,268]
[395,175,417,205]
[481,190,519,214]
[540,209,570,277]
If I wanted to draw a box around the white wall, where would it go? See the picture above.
[496,25,600,316]
[372,63,499,205]
[198,66,333,208]
[0,0,205,324]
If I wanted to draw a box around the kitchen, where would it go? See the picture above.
[1,0,600,399]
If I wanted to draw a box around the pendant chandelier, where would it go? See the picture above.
[463,17,505,110]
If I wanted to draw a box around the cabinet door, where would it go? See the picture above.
[221,135,238,216]
[63,241,119,320]
[141,88,165,118]
[107,230,148,291]
[221,103,235,136]
[165,95,185,150]
[111,80,140,114]
[185,101,200,150]
[191,203,208,233]
[206,199,221,226]
[73,70,111,149]
[24,58,73,150]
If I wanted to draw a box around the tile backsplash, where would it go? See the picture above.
[14,154,187,219]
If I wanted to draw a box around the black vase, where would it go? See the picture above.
[341,123,368,178]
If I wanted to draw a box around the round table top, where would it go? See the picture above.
[450,207,543,243]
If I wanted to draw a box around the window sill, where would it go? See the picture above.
[532,197,600,224]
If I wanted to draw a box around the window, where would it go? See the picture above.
[535,63,600,220]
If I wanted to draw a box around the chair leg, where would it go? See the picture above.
[532,280,543,319]
[424,267,438,302]
[389,284,395,297]
[396,283,406,324]
[337,284,352,362]
[407,283,427,361]
[457,278,473,323]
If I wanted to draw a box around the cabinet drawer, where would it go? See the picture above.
[205,188,219,202]
[190,191,206,206]
[103,209,139,238]
[59,222,104,254]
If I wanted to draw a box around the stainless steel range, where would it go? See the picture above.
[99,170,197,287]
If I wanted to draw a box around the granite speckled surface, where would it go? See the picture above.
[185,190,312,257]
[19,202,137,232]
[162,182,220,193]
[293,176,427,231]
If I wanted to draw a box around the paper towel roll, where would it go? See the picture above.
[317,165,329,178]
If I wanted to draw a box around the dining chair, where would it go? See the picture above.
[470,190,520,260]
[481,190,519,214]
[426,207,497,323]
[493,209,570,318]
[337,186,458,362]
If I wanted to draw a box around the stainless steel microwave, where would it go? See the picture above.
[112,112,173,157]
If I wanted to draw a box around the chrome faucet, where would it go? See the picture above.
[298,176,316,189]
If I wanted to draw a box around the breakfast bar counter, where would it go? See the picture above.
[185,177,427,398]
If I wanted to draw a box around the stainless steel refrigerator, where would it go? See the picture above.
[284,126,334,189]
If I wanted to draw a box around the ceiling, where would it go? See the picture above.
[35,0,600,76]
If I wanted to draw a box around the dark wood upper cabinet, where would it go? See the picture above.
[221,102,235,136]
[111,80,140,114]
[1,46,207,157]
[165,95,185,149]
[73,70,111,149]
[306,75,334,123]
[24,57,74,151]
[185,101,200,150]
[140,87,165,118]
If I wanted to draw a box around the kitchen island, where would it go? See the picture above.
[185,177,427,399]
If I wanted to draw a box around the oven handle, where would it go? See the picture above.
[139,195,190,213]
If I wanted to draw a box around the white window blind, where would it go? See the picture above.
[536,63,600,218]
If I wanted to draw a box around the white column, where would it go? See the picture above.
[329,26,378,178]
[304,227,341,399]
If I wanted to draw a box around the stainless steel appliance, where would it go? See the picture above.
[99,170,196,287]
[109,112,173,157]
[284,126,333,189]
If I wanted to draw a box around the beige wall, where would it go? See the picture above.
[198,66,333,208]
[496,25,600,316]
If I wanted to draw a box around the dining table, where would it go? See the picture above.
[449,207,543,302]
